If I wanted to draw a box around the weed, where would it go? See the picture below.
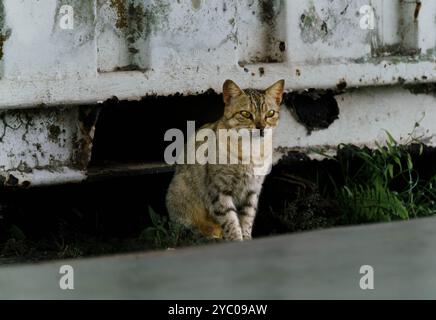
[2,130,436,264]
[139,206,212,249]
[327,131,436,224]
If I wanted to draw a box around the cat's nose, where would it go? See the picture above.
[256,125,266,137]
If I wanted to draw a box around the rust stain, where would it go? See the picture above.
[110,0,128,29]
[414,1,422,21]
[72,107,100,170]
[0,0,6,60]
[336,79,347,91]
[259,67,265,77]
[0,29,10,61]
[0,34,6,60]
[48,125,61,143]
[191,0,202,11]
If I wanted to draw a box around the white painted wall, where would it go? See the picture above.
[274,86,436,161]
[0,0,434,185]
[0,0,433,108]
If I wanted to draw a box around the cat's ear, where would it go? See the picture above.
[223,80,244,104]
[265,80,285,105]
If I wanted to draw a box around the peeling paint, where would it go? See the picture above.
[48,125,61,143]
[110,0,128,29]
[336,79,347,91]
[372,43,421,58]
[299,4,330,44]
[109,0,170,39]
[404,83,436,96]
[369,0,426,60]
[237,0,285,64]
[0,105,99,187]
[259,0,282,25]
[102,0,170,71]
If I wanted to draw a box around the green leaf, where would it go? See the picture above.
[8,225,26,241]
[384,130,397,146]
[148,206,160,226]
[393,156,402,172]
[387,164,394,179]
[407,154,413,170]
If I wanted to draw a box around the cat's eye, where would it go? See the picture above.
[266,110,275,118]
[240,111,252,119]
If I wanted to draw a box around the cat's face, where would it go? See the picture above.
[222,79,285,135]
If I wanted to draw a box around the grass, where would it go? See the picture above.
[255,130,436,236]
[139,206,213,249]
[330,132,436,224]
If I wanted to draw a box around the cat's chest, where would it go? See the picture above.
[234,170,255,188]
[230,169,264,203]
[208,163,265,198]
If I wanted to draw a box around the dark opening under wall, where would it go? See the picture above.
[3,142,436,264]
[90,91,224,166]
[283,90,340,134]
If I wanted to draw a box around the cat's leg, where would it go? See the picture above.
[239,190,260,240]
[210,192,243,241]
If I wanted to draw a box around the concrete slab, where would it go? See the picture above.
[1,217,436,299]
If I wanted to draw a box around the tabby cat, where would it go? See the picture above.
[166,79,285,241]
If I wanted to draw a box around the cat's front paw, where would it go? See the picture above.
[223,228,243,241]
[224,234,243,241]
[242,233,252,240]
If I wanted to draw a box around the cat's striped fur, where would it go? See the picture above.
[166,80,285,241]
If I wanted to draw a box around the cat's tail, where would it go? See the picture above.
[166,175,222,239]
[194,215,223,239]
[168,199,222,239]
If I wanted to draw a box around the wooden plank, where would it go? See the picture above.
[1,217,436,299]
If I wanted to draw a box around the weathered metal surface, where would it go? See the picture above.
[1,216,436,299]
[0,106,99,187]
[0,1,434,185]
[0,0,433,108]
[273,85,436,161]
